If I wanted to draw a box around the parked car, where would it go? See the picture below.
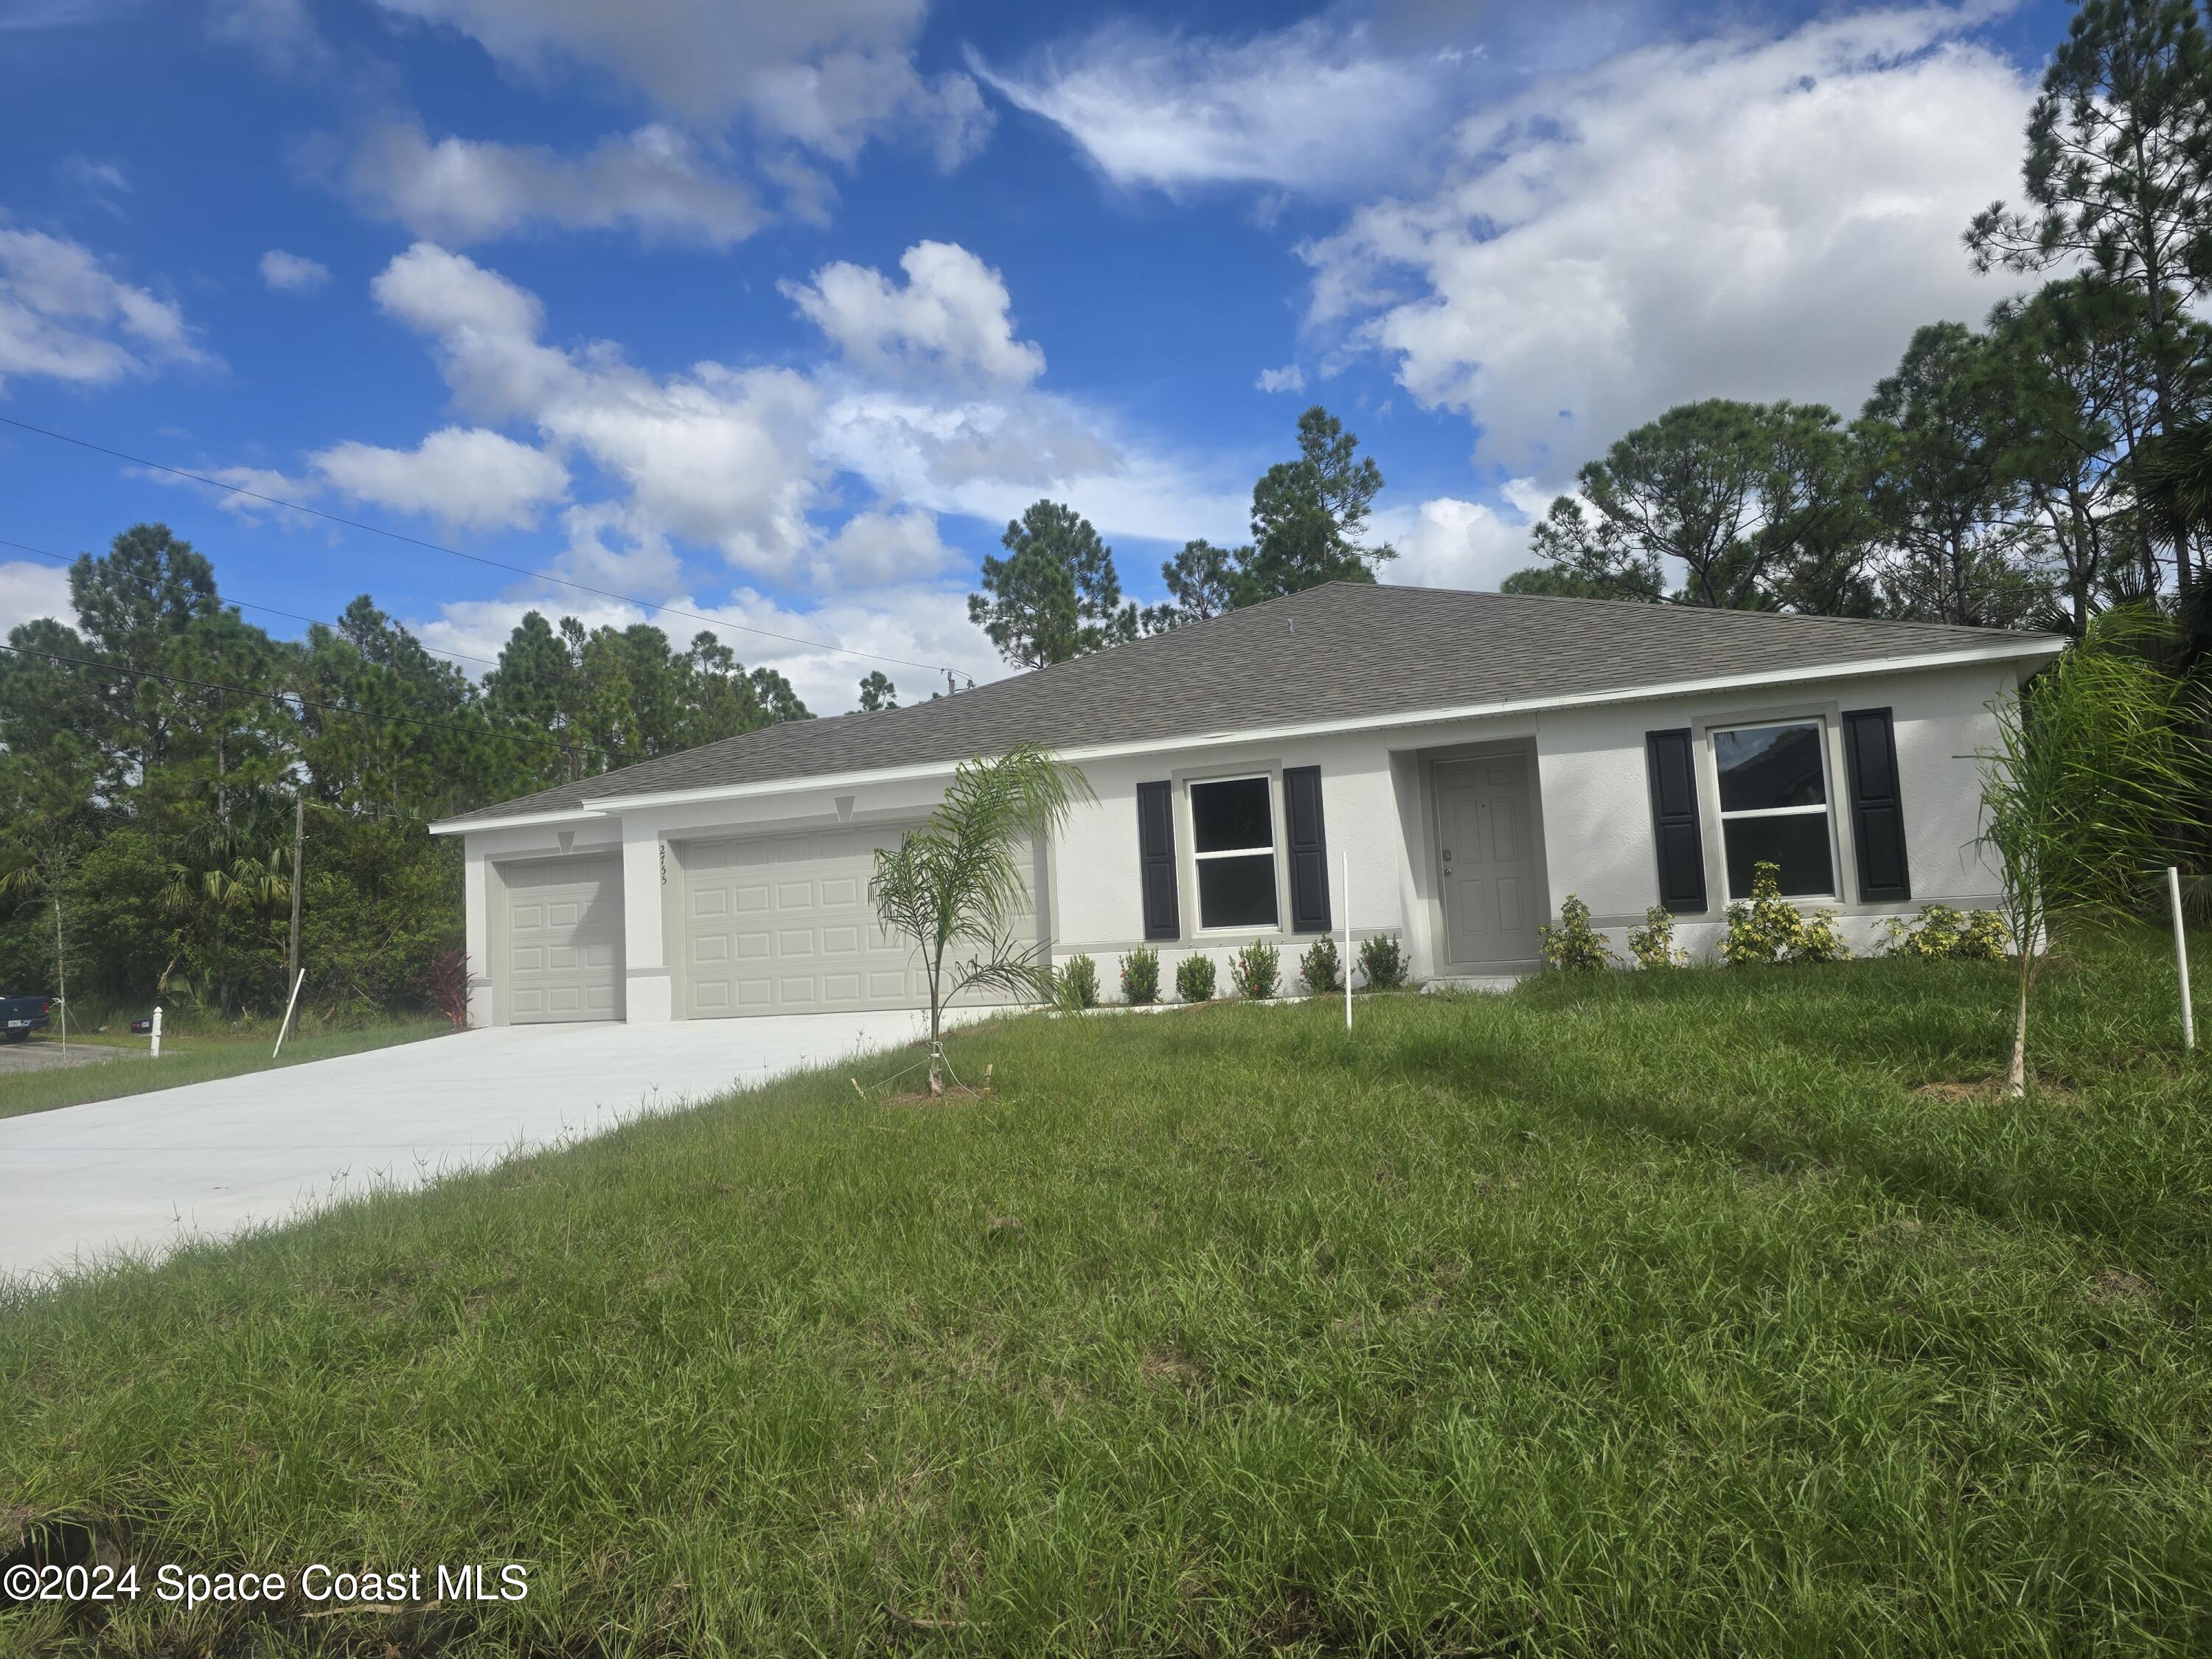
[0,992,53,1043]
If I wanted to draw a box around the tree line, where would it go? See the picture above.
[0,524,813,1021]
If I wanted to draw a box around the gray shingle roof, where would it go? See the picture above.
[435,582,2060,829]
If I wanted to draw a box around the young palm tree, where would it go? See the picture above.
[1980,608,2209,1094]
[872,745,1091,1096]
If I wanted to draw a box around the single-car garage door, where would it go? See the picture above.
[504,855,624,1023]
[683,828,925,1017]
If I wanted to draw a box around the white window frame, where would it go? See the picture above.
[1711,718,1841,902]
[1185,771,1284,934]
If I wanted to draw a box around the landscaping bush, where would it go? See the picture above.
[1298,933,1341,996]
[1356,932,1406,990]
[1721,862,1806,965]
[1229,939,1279,1000]
[1057,953,1099,1010]
[1119,947,1160,1005]
[1538,894,1618,972]
[420,949,470,1031]
[1627,905,1686,969]
[1882,903,2011,963]
[1722,862,1848,965]
[1175,952,1217,1003]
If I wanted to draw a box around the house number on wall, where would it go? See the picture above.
[658,842,667,886]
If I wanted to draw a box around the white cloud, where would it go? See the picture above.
[340,119,763,246]
[370,0,991,166]
[815,506,958,586]
[260,248,330,292]
[1256,364,1305,393]
[310,425,570,529]
[977,20,1452,193]
[1374,482,1547,590]
[0,226,206,391]
[208,0,329,74]
[369,241,825,570]
[784,240,1044,388]
[0,560,73,638]
[1303,6,2038,477]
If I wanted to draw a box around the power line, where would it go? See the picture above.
[0,535,503,668]
[0,413,968,678]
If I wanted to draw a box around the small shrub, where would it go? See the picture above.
[1720,862,1806,966]
[1357,932,1406,990]
[1882,904,2009,963]
[1795,909,1850,963]
[1119,947,1160,1006]
[1057,953,1099,1010]
[1230,939,1280,1000]
[1299,934,1342,996]
[420,948,470,1030]
[1175,952,1217,1003]
[1538,894,1618,972]
[1627,905,1687,969]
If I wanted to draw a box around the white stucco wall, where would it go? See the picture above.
[450,654,2031,1022]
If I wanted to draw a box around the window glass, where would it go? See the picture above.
[1197,855,1279,928]
[1722,815,1836,898]
[1715,723,1826,812]
[1191,776,1273,853]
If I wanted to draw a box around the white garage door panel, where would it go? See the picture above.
[683,827,1040,1018]
[504,856,623,1024]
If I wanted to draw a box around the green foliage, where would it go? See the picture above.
[967,501,1138,669]
[1627,905,1688,969]
[856,671,898,712]
[1228,939,1279,1000]
[1298,933,1342,995]
[1175,952,1217,1003]
[1721,863,1811,966]
[1538,894,1619,973]
[1056,953,1100,1011]
[1356,931,1407,990]
[1795,908,1851,964]
[1528,400,1870,613]
[870,746,1093,1093]
[1147,407,1394,629]
[1119,946,1161,1006]
[1882,904,2013,963]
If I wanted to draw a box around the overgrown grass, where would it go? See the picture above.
[0,1020,451,1121]
[2,934,2208,1655]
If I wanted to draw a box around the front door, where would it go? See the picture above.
[1435,756,1542,967]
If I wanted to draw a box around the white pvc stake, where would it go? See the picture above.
[1343,848,1352,1032]
[150,1004,162,1059]
[272,970,305,1060]
[2171,866,2195,1053]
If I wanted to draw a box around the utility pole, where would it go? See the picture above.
[286,793,305,991]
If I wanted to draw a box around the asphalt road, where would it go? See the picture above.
[0,1038,142,1074]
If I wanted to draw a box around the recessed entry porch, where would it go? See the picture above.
[1404,740,1551,979]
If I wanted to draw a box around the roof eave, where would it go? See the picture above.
[434,635,2065,835]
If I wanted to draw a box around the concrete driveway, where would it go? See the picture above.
[0,1012,942,1284]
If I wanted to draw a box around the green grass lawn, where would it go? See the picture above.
[0,1020,453,1121]
[4,937,2210,1655]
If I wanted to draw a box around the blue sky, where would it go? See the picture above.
[0,0,2071,709]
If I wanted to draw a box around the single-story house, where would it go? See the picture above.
[430,582,2065,1026]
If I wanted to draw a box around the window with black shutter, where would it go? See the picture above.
[1841,708,1911,902]
[1281,765,1331,933]
[1136,779,1180,939]
[1644,728,1709,914]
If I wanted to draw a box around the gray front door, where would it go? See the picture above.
[1435,756,1542,967]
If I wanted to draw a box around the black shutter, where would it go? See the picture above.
[1644,728,1708,914]
[1842,708,1912,902]
[1136,779,1180,940]
[1282,765,1332,933]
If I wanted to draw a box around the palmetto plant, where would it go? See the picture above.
[1979,606,2211,1095]
[871,745,1091,1096]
